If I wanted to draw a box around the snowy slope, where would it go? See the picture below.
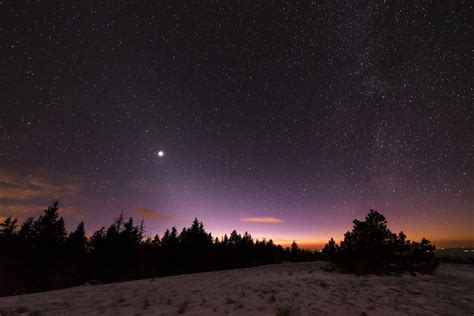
[0,262,473,315]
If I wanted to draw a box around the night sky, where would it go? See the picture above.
[1,1,472,248]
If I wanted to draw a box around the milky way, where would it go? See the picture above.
[1,1,472,248]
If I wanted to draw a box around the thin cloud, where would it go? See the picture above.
[0,168,98,221]
[240,217,285,223]
[132,207,172,220]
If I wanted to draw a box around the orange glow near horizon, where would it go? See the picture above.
[278,238,474,250]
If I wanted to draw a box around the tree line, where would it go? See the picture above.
[0,202,319,297]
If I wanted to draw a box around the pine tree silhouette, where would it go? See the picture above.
[322,238,337,260]
[323,210,438,274]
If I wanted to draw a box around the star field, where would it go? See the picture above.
[1,1,472,248]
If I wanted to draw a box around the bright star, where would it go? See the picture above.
[157,151,164,157]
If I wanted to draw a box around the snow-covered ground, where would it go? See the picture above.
[1,262,473,315]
